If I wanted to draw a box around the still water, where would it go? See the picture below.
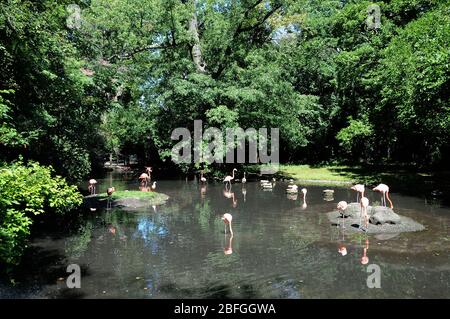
[1,172,449,298]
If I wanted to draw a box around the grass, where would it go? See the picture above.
[279,165,353,183]
[277,164,450,198]
[97,190,158,200]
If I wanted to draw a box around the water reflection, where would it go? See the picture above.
[224,234,233,255]
[360,238,370,265]
[135,215,168,253]
[4,177,450,299]
[223,189,237,208]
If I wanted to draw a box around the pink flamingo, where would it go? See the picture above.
[337,201,348,228]
[106,187,115,209]
[223,168,237,189]
[221,213,233,236]
[200,171,206,183]
[351,184,365,202]
[139,173,149,187]
[88,179,97,195]
[373,183,393,209]
[145,166,152,179]
[360,197,369,230]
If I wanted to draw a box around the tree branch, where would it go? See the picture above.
[107,43,167,62]
[212,2,282,79]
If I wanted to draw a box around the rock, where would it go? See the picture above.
[369,206,401,225]
[341,202,362,218]
[326,204,425,234]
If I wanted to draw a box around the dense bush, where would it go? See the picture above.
[0,161,83,266]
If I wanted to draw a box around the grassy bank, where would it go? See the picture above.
[279,165,353,184]
[277,164,447,191]
[97,190,159,200]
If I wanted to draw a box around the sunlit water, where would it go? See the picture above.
[1,172,449,298]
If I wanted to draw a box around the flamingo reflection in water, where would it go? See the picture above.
[221,213,233,236]
[223,189,237,208]
[360,238,370,265]
[224,234,233,255]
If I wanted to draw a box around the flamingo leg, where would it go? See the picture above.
[359,214,362,229]
[342,211,346,229]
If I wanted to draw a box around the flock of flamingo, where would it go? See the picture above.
[87,167,394,247]
[209,169,395,234]
[87,166,157,210]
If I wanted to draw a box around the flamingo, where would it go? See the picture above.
[241,172,247,184]
[107,187,115,197]
[360,197,369,230]
[221,213,233,236]
[351,184,365,202]
[301,188,307,209]
[106,187,115,209]
[88,179,97,195]
[200,171,206,183]
[373,183,393,209]
[224,168,237,189]
[151,181,157,190]
[301,188,307,200]
[145,166,152,180]
[337,201,348,228]
[139,173,149,187]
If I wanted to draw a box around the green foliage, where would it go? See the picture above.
[337,117,374,154]
[0,0,109,180]
[0,90,30,147]
[0,161,83,265]
[1,0,449,176]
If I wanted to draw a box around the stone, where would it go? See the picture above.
[369,206,401,225]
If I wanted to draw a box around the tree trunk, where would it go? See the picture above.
[188,2,206,73]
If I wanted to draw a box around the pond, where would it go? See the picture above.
[1,171,449,298]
